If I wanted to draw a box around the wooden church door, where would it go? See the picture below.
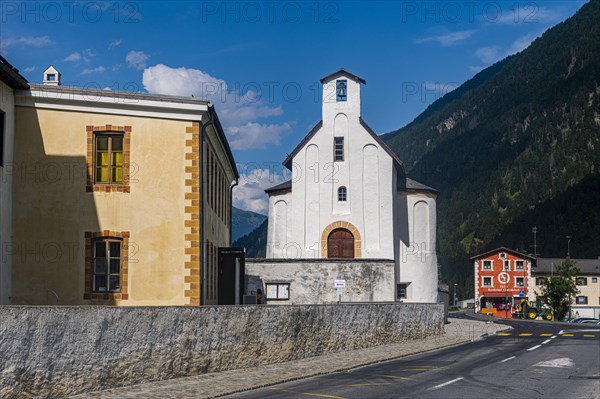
[327,228,355,258]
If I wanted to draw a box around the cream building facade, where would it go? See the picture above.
[531,258,600,318]
[5,63,237,306]
[264,69,439,303]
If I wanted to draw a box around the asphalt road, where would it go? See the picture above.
[225,315,600,399]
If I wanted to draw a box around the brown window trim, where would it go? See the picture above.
[84,231,130,304]
[86,125,131,193]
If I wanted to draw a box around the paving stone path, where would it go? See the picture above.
[69,317,510,399]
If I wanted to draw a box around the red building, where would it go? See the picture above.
[472,247,535,317]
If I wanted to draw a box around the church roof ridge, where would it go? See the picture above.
[320,68,366,85]
[282,120,323,170]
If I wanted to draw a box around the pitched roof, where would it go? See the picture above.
[282,118,407,176]
[400,178,439,194]
[320,68,366,85]
[208,105,240,180]
[0,55,29,90]
[470,247,536,260]
[533,258,600,275]
[283,121,322,170]
[28,83,210,105]
[359,118,405,175]
[265,180,292,195]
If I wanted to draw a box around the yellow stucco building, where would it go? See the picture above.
[3,61,238,306]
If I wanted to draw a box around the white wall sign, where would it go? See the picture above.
[335,279,346,288]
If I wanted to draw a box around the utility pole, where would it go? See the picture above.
[531,227,539,256]
[566,235,572,321]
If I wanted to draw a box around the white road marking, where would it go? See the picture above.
[429,377,464,390]
[534,358,574,368]
[542,339,551,344]
[500,356,516,363]
[527,345,542,351]
[551,335,557,339]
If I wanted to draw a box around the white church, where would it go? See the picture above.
[260,69,439,303]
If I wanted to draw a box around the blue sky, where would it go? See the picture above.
[0,0,586,214]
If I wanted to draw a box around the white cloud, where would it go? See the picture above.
[109,38,123,49]
[233,168,287,215]
[63,52,82,62]
[81,66,106,75]
[142,64,292,150]
[24,66,36,73]
[474,46,501,64]
[126,50,149,70]
[0,36,53,54]
[474,31,542,65]
[227,122,293,150]
[414,30,475,46]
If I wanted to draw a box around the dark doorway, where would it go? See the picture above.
[218,247,245,305]
[327,228,355,258]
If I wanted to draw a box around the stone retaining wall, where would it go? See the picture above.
[0,303,443,398]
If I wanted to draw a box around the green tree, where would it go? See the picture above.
[538,260,580,321]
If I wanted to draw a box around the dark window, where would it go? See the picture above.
[47,73,56,81]
[482,260,492,270]
[397,283,407,299]
[515,260,525,270]
[483,277,492,286]
[516,277,524,287]
[504,260,510,270]
[92,239,122,292]
[338,186,347,202]
[334,137,344,161]
[95,134,124,184]
[576,277,587,286]
[592,277,598,283]
[576,296,588,305]
[336,80,347,101]
[0,110,5,166]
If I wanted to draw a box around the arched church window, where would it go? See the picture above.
[338,186,347,202]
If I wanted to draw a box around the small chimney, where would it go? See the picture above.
[43,65,61,86]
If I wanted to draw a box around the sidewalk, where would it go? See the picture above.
[70,317,511,399]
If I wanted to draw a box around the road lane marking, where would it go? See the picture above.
[379,375,412,380]
[534,358,574,368]
[540,334,553,337]
[497,333,512,337]
[584,334,596,337]
[527,345,542,351]
[542,339,551,344]
[500,356,516,363]
[519,333,533,337]
[563,333,574,337]
[551,335,557,339]
[269,388,347,399]
[429,377,464,390]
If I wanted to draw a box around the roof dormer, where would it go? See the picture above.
[43,66,61,86]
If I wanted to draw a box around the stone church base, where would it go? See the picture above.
[246,258,396,304]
